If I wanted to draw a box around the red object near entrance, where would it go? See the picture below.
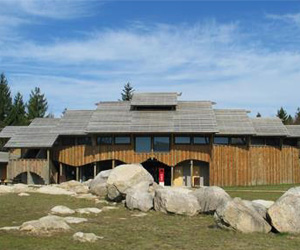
[159,168,165,186]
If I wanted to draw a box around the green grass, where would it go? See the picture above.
[0,187,300,250]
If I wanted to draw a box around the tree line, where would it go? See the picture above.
[257,107,300,125]
[0,73,48,128]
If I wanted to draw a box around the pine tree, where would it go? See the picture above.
[7,92,28,125]
[27,87,48,120]
[121,82,134,101]
[276,107,289,124]
[286,115,294,125]
[256,112,262,117]
[0,73,12,127]
[294,108,300,125]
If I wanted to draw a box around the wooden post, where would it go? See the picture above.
[46,149,50,185]
[171,166,174,186]
[112,159,115,169]
[190,160,193,187]
[93,163,97,177]
[76,167,79,181]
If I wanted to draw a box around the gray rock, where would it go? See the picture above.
[106,164,154,201]
[214,197,271,233]
[18,192,30,197]
[242,200,268,220]
[90,182,108,197]
[252,199,274,209]
[64,217,88,224]
[73,232,103,242]
[89,170,112,189]
[268,187,300,233]
[126,189,154,212]
[37,186,76,196]
[19,215,71,233]
[75,207,102,215]
[51,205,75,215]
[154,187,200,216]
[192,186,231,214]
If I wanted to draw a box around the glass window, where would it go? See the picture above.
[77,137,92,145]
[153,137,170,152]
[62,137,76,146]
[266,138,280,147]
[283,138,297,147]
[231,137,246,145]
[97,136,112,145]
[115,136,131,144]
[251,137,265,146]
[135,137,151,152]
[214,137,229,145]
[175,136,191,144]
[193,136,210,145]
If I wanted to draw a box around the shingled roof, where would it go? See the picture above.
[5,118,60,148]
[214,109,255,135]
[251,118,289,136]
[87,100,218,133]
[0,126,23,139]
[53,110,94,135]
[131,92,178,106]
[286,125,300,138]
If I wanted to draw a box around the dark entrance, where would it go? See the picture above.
[142,159,171,186]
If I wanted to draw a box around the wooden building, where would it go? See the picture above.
[0,92,300,187]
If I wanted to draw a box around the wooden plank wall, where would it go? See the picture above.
[52,143,300,186]
[52,144,211,167]
[8,159,48,181]
[211,145,300,186]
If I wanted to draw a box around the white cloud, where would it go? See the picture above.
[1,16,299,117]
[266,13,300,26]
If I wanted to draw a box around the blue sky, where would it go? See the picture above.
[1,0,300,117]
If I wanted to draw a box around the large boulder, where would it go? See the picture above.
[89,170,112,197]
[252,200,274,209]
[192,186,231,214]
[214,197,271,233]
[19,215,71,233]
[154,187,201,216]
[106,164,154,201]
[267,187,300,233]
[126,190,153,212]
[58,180,89,194]
[242,200,268,220]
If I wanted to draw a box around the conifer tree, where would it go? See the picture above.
[294,108,300,125]
[0,73,12,127]
[27,87,48,120]
[121,82,134,101]
[276,107,289,124]
[256,112,262,118]
[7,92,28,125]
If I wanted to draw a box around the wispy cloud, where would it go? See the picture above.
[1,4,300,117]
[266,12,300,26]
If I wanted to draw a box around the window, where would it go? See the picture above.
[97,136,113,145]
[153,137,170,152]
[135,137,151,152]
[214,137,229,145]
[115,136,131,144]
[251,137,265,146]
[61,137,76,146]
[266,138,280,147]
[77,137,92,145]
[193,136,210,145]
[231,137,246,145]
[283,138,297,147]
[175,136,191,144]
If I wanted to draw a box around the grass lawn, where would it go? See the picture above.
[0,185,300,250]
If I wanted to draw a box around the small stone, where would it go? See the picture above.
[76,207,102,215]
[0,226,20,231]
[102,206,119,211]
[51,206,75,215]
[72,232,103,243]
[131,212,147,217]
[64,217,88,224]
[18,192,30,197]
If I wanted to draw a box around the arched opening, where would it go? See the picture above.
[174,160,209,187]
[14,172,45,185]
[141,158,171,186]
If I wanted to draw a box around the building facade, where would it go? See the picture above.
[0,92,300,187]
